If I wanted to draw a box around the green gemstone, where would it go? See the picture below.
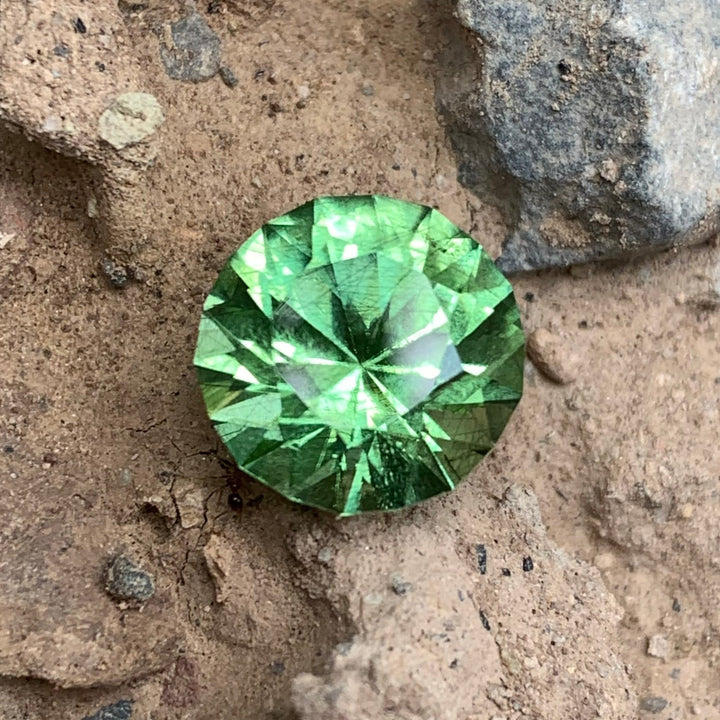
[194,195,524,515]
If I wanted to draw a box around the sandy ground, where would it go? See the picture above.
[1,1,719,718]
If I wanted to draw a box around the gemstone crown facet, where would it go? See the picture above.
[194,195,524,515]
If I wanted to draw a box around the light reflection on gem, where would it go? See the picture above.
[195,195,525,515]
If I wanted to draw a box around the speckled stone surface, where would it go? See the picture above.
[438,0,720,271]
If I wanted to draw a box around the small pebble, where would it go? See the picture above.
[677,503,694,520]
[43,115,62,132]
[479,610,491,631]
[160,14,221,82]
[390,575,412,596]
[672,597,681,612]
[522,556,534,572]
[599,158,620,183]
[647,634,668,659]
[73,17,87,33]
[639,696,668,714]
[361,84,374,96]
[526,328,579,384]
[219,66,238,88]
[501,567,511,577]
[101,259,129,288]
[82,700,133,720]
[270,660,285,675]
[476,544,487,575]
[53,44,70,57]
[100,92,165,150]
[105,555,155,602]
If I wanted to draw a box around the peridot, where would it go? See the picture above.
[195,196,524,515]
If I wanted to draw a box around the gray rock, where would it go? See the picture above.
[219,66,238,88]
[646,634,669,659]
[105,555,155,603]
[160,14,222,83]
[639,696,668,714]
[390,575,412,596]
[437,0,720,271]
[98,93,164,150]
[83,700,133,720]
[101,258,129,289]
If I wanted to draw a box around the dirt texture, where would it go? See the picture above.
[0,0,166,264]
[289,485,634,720]
[0,1,719,719]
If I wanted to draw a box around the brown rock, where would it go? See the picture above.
[527,328,579,384]
[161,655,201,708]
[203,533,234,604]
[0,0,164,263]
[0,520,181,687]
[289,486,636,719]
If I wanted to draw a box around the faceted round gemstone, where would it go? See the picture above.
[194,195,525,515]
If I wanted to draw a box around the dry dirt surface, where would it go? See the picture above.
[1,1,719,719]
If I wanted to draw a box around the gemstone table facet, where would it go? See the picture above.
[194,195,525,515]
